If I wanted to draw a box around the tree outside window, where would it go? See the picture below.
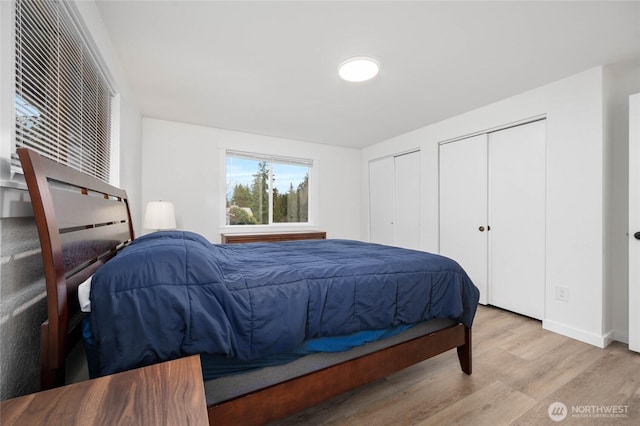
[226,153,311,226]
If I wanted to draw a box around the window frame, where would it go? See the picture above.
[223,149,316,229]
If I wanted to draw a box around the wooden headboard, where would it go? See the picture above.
[17,148,135,390]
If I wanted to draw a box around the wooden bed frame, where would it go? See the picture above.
[18,147,472,425]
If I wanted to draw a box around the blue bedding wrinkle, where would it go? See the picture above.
[296,323,415,353]
[90,231,479,376]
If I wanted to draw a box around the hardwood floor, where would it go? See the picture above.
[270,305,640,425]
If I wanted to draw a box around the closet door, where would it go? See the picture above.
[488,120,546,319]
[394,151,421,250]
[369,156,396,246]
[629,93,640,352]
[439,135,488,304]
[369,152,421,249]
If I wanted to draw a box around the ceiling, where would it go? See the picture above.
[95,1,640,149]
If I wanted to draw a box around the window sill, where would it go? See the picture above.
[1,179,32,219]
[0,179,27,191]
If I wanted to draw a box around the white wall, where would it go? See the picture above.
[141,118,361,243]
[361,66,616,347]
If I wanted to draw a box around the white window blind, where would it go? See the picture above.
[14,0,114,182]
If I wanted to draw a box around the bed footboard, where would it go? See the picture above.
[457,326,472,374]
[207,323,471,425]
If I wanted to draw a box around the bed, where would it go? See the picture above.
[18,147,479,425]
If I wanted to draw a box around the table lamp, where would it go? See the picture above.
[144,201,177,230]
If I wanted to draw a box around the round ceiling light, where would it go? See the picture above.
[338,56,380,82]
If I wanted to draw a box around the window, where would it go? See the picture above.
[13,0,114,183]
[226,151,312,226]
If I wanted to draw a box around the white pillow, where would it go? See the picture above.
[78,275,93,312]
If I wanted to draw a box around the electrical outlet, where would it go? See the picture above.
[556,286,570,302]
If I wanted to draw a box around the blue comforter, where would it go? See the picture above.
[90,231,479,376]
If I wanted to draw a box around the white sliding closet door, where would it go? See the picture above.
[439,135,488,304]
[629,93,640,352]
[439,120,546,317]
[395,152,421,250]
[369,156,396,246]
[488,120,546,319]
[369,151,421,249]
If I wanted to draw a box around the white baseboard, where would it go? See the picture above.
[542,319,611,348]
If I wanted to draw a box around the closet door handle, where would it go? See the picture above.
[479,226,485,232]
[635,231,640,240]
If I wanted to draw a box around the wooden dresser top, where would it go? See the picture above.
[1,355,208,425]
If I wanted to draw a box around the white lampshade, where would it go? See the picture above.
[144,201,177,230]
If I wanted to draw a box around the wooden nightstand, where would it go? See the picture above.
[1,355,208,425]
[221,231,326,244]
